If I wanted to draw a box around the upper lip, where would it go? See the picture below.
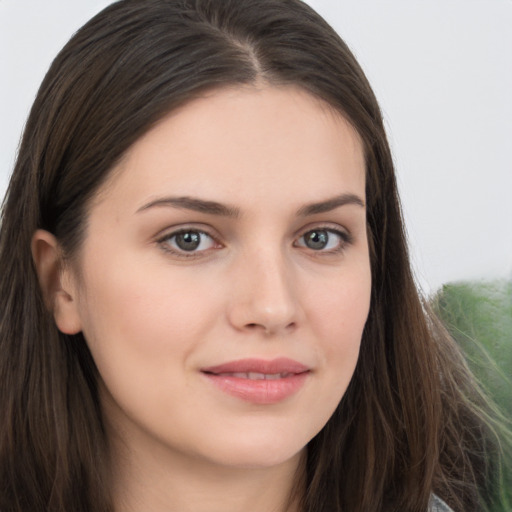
[201,357,310,375]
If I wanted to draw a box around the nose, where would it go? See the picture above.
[227,249,301,336]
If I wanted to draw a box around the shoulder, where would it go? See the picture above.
[429,494,454,512]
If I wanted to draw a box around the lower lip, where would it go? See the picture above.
[202,372,309,404]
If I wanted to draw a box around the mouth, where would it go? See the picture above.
[201,358,310,404]
[208,371,296,380]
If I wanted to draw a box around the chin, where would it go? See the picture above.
[190,424,310,470]
[209,443,305,470]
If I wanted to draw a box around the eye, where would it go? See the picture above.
[296,228,349,252]
[159,229,217,254]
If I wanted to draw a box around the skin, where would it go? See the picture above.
[33,86,371,512]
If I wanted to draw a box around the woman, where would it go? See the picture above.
[0,1,508,511]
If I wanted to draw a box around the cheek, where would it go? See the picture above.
[304,262,371,409]
[291,266,371,442]
[75,262,222,434]
[309,268,371,351]
[75,255,219,382]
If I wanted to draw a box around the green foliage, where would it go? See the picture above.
[431,279,511,416]
[431,279,512,511]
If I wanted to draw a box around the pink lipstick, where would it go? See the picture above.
[201,358,310,404]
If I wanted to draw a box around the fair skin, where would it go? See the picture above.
[33,86,371,512]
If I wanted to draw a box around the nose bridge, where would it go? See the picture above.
[228,243,299,334]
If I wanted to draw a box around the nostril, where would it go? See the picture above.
[246,323,265,332]
[243,321,297,335]
[244,322,271,335]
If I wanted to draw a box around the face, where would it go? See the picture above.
[63,86,371,471]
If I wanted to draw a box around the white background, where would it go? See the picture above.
[1,0,511,294]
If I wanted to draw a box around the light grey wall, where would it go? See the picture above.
[1,0,511,293]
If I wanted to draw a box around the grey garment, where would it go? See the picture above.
[429,494,454,512]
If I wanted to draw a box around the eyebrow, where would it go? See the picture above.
[137,196,241,217]
[136,192,365,217]
[297,193,365,216]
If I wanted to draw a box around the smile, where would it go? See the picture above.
[201,358,310,404]
[213,372,294,380]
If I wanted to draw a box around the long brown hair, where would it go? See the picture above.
[0,1,508,510]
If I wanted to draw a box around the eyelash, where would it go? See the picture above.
[156,225,352,258]
[157,228,220,258]
[294,227,353,254]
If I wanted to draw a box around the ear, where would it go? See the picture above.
[31,229,82,335]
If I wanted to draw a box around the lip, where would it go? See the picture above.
[201,358,310,405]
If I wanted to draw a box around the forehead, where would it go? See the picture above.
[93,85,366,212]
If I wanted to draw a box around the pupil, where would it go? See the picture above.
[306,230,328,250]
[176,232,200,251]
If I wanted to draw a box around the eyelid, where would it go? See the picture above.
[155,225,223,258]
[295,222,351,239]
[294,224,353,253]
[153,222,353,259]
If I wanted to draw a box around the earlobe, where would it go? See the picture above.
[31,229,82,335]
